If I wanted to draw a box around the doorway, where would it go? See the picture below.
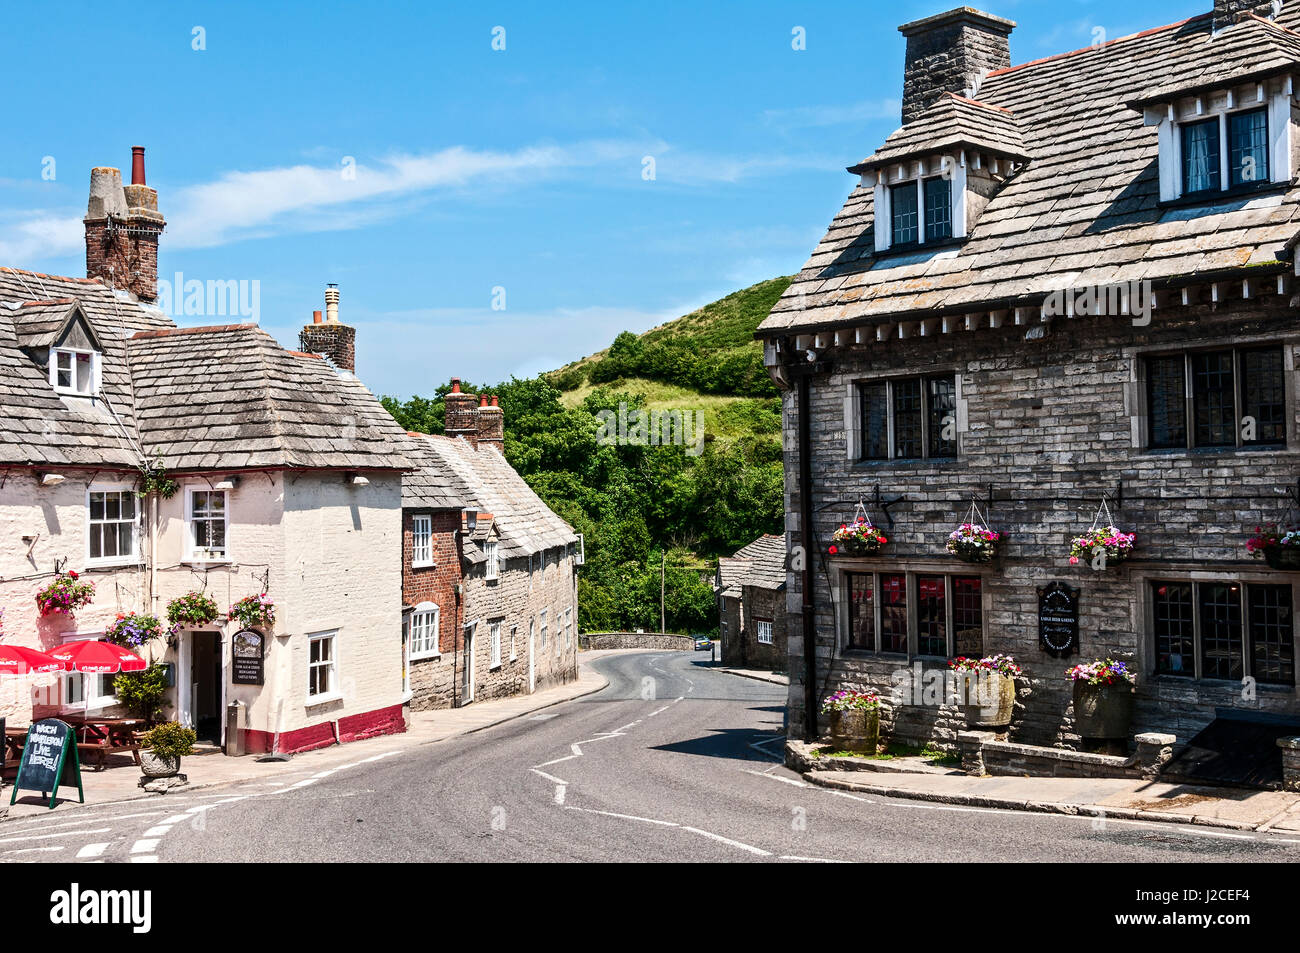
[462,623,475,705]
[184,631,223,744]
[528,619,536,694]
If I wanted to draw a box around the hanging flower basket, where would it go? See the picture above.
[830,506,888,557]
[166,591,220,628]
[105,612,169,649]
[1069,497,1134,570]
[948,524,1000,563]
[1247,525,1300,571]
[229,593,276,630]
[35,571,95,617]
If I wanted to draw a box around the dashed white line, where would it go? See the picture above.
[564,805,679,827]
[0,827,112,846]
[76,843,109,859]
[681,826,771,856]
[129,839,159,854]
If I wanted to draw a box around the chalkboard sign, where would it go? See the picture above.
[231,629,265,685]
[1038,582,1080,658]
[9,718,83,810]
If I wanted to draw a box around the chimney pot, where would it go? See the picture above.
[491,395,499,407]
[444,378,480,445]
[898,8,1015,125]
[313,310,323,324]
[479,394,489,407]
[131,146,146,186]
[451,377,462,394]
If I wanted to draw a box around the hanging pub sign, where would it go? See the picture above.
[1038,582,1080,658]
[9,718,84,810]
[231,629,265,685]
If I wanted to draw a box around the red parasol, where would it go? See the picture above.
[49,640,148,674]
[0,644,65,675]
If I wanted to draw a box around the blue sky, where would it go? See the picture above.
[1,0,1200,397]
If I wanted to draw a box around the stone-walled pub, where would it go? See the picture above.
[761,0,1300,750]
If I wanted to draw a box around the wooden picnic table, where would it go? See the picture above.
[4,717,146,772]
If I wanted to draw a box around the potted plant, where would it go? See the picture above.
[1067,659,1136,740]
[1247,525,1300,571]
[113,663,170,726]
[821,690,881,754]
[105,612,168,649]
[1068,526,1135,570]
[167,591,220,629]
[229,593,276,630]
[947,523,1000,564]
[829,519,888,557]
[35,570,95,617]
[950,654,1021,729]
[139,721,197,778]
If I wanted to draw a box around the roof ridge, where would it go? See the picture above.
[944,92,1013,115]
[131,323,258,340]
[0,266,103,285]
[18,297,76,307]
[987,14,1204,80]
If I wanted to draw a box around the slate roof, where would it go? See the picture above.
[717,535,787,595]
[757,9,1300,338]
[402,432,578,559]
[0,267,411,472]
[851,93,1028,172]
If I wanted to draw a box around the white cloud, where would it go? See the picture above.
[761,99,901,131]
[0,212,82,263]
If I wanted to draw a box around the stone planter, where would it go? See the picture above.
[140,750,181,778]
[1073,681,1134,740]
[827,708,881,755]
[961,672,1016,729]
[1264,547,1300,571]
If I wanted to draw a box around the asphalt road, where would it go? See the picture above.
[6,650,1300,863]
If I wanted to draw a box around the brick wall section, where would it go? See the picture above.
[403,511,466,709]
[785,298,1300,747]
[84,220,162,302]
[298,323,356,373]
[901,12,1013,124]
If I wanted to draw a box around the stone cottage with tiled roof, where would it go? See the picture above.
[0,150,414,754]
[761,2,1300,755]
[400,382,581,709]
[716,535,788,670]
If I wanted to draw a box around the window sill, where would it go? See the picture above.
[1158,179,1291,211]
[305,692,343,707]
[85,558,140,570]
[184,557,231,566]
[1141,445,1291,459]
[410,651,442,663]
[875,236,968,260]
[854,457,959,469]
[490,662,502,672]
[411,561,435,570]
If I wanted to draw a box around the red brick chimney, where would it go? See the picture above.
[298,284,357,372]
[444,378,479,446]
[477,394,504,452]
[85,147,165,301]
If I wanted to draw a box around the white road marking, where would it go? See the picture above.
[530,768,570,786]
[76,843,109,859]
[0,827,112,845]
[780,855,848,864]
[681,826,770,856]
[563,806,679,828]
[130,856,158,863]
[0,811,164,833]
[742,769,806,788]
[4,846,64,855]
[142,826,174,838]
[130,839,159,854]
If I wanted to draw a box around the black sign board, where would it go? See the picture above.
[9,718,83,810]
[1038,582,1080,658]
[232,629,265,685]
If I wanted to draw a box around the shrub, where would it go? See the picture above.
[113,664,170,725]
[141,721,197,760]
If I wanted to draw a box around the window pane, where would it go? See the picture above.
[104,493,120,521]
[75,353,92,392]
[891,183,919,245]
[120,494,136,520]
[1152,582,1194,677]
[917,576,947,657]
[1199,583,1243,680]
[208,518,226,551]
[90,526,103,560]
[310,639,322,664]
[927,376,957,458]
[924,177,952,242]
[1182,119,1221,194]
[90,493,105,520]
[849,573,874,651]
[859,382,888,460]
[1147,356,1187,449]
[1229,108,1268,187]
[953,577,983,657]
[892,378,923,459]
[192,492,211,517]
[1248,584,1294,686]
[880,574,908,654]
[1191,351,1235,448]
[117,522,132,557]
[1240,348,1285,446]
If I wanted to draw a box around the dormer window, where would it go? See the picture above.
[50,347,97,397]
[1181,107,1269,196]
[888,177,954,247]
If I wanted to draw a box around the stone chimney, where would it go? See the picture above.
[899,8,1016,125]
[1212,0,1279,30]
[444,378,479,446]
[298,283,357,372]
[477,394,504,452]
[85,147,166,301]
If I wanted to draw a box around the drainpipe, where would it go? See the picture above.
[150,493,159,616]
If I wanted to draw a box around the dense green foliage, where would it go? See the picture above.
[113,664,170,725]
[382,277,789,635]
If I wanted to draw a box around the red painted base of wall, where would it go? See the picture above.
[242,704,406,755]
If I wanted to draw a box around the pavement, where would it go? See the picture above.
[4,650,1300,862]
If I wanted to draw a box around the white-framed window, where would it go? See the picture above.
[565,607,573,647]
[756,619,774,645]
[490,621,502,670]
[87,486,139,565]
[484,540,500,581]
[540,609,548,648]
[307,630,339,702]
[60,633,117,712]
[49,346,98,396]
[510,626,518,661]
[411,514,433,567]
[409,603,440,660]
[186,488,229,562]
[574,534,585,566]
[872,155,970,254]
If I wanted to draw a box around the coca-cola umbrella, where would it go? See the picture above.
[49,640,147,674]
[0,644,65,675]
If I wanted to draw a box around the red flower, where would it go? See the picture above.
[828,545,838,555]
[879,536,888,545]
[68,570,79,579]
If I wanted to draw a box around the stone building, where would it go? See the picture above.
[716,535,788,670]
[0,149,413,754]
[401,385,581,708]
[759,2,1300,749]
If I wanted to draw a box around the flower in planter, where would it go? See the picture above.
[947,523,1000,563]
[1247,524,1300,557]
[820,689,880,713]
[1068,526,1135,568]
[949,654,1022,678]
[1066,658,1135,686]
[830,519,888,557]
[229,593,276,630]
[166,591,220,628]
[35,571,96,617]
[105,612,169,648]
